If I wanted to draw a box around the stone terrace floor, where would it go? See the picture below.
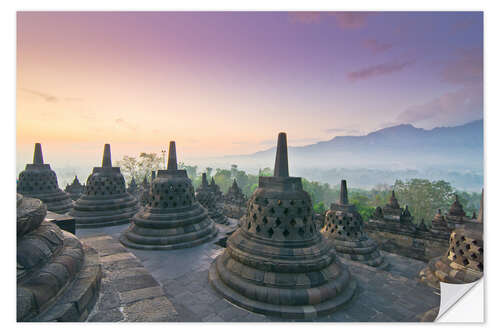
[78,220,440,322]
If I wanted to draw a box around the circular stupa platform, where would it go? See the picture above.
[120,141,217,250]
[17,194,101,322]
[69,144,138,228]
[209,133,356,319]
[17,143,73,214]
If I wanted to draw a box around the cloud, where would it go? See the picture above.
[451,18,476,34]
[20,88,58,103]
[395,85,483,126]
[287,12,372,29]
[115,118,138,131]
[288,12,322,24]
[363,39,393,54]
[20,88,84,103]
[348,59,415,81]
[332,12,370,29]
[440,48,483,85]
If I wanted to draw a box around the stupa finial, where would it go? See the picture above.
[102,144,112,168]
[211,177,216,185]
[273,132,289,177]
[339,179,349,205]
[167,141,177,171]
[202,173,208,187]
[33,143,44,165]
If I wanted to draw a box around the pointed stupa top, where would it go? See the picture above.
[273,132,289,177]
[130,176,137,187]
[33,143,44,165]
[403,204,412,217]
[201,173,209,188]
[211,177,216,186]
[102,144,112,168]
[231,178,238,190]
[167,141,177,171]
[478,188,483,223]
[449,194,466,217]
[71,175,80,185]
[339,179,349,205]
[388,190,400,209]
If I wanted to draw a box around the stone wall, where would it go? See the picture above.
[364,222,448,262]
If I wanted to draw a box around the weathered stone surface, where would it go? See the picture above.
[17,194,101,322]
[82,235,179,322]
[322,180,387,268]
[123,296,179,322]
[69,144,139,228]
[210,133,356,319]
[17,143,73,214]
[120,141,217,250]
[420,219,483,289]
[364,192,449,262]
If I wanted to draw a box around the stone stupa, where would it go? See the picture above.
[196,173,229,225]
[420,190,484,288]
[65,175,85,201]
[69,144,139,228]
[322,180,387,268]
[223,179,247,219]
[120,141,217,250]
[209,177,224,203]
[138,175,150,206]
[17,143,73,214]
[209,133,356,319]
[17,194,101,321]
[127,176,139,198]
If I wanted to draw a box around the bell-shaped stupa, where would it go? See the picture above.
[127,176,139,198]
[17,194,101,321]
[69,144,139,228]
[223,179,247,219]
[420,189,484,288]
[420,222,483,288]
[65,175,85,201]
[196,173,229,225]
[138,175,150,206]
[322,180,387,268]
[209,133,356,319]
[17,143,73,214]
[209,177,224,202]
[120,141,217,250]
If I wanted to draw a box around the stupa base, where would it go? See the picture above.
[19,228,101,322]
[119,225,218,250]
[332,239,388,269]
[76,217,132,229]
[211,212,230,225]
[209,262,356,319]
[419,256,483,289]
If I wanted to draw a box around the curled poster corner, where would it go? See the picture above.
[436,278,484,322]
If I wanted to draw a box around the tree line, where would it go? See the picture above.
[115,152,482,225]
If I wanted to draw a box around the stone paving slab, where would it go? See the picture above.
[81,234,179,322]
[77,219,439,322]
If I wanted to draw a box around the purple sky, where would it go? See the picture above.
[17,11,483,167]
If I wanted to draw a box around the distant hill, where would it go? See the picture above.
[220,119,483,172]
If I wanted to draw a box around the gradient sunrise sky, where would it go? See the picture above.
[16,11,483,169]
